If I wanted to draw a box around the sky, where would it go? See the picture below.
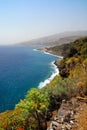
[0,0,87,45]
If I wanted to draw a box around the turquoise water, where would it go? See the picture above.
[0,46,59,112]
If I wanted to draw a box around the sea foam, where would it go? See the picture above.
[38,61,59,88]
[33,48,61,88]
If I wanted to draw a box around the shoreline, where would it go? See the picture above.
[42,50,63,58]
[38,61,59,88]
[34,48,63,59]
[33,48,62,88]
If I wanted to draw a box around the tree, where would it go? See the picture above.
[15,88,49,130]
[66,47,77,57]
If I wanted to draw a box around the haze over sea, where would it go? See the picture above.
[0,46,59,113]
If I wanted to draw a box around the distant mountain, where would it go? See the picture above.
[19,30,87,47]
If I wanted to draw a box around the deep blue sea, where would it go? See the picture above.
[0,46,59,113]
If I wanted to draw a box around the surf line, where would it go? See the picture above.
[33,48,62,88]
[33,48,63,88]
[38,60,59,88]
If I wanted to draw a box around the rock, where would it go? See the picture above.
[65,124,71,130]
[70,110,74,115]
[70,120,74,124]
[61,125,66,129]
[47,98,87,130]
[52,121,59,126]
[52,125,57,130]
[57,117,64,123]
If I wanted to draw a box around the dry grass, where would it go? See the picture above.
[77,104,87,130]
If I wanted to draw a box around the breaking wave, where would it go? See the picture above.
[38,61,59,88]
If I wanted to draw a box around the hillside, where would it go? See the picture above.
[0,37,87,130]
[18,31,87,47]
[46,37,87,130]
[46,37,87,77]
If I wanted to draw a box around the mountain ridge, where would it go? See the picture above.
[18,30,87,46]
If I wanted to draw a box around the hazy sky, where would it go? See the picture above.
[0,0,87,45]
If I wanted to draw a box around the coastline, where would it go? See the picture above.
[38,61,59,88]
[33,48,62,88]
[35,48,63,59]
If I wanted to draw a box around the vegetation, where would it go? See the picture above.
[15,88,49,130]
[54,37,87,78]
[0,37,87,130]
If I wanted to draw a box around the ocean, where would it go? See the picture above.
[0,46,59,113]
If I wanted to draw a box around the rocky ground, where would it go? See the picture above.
[47,97,87,130]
